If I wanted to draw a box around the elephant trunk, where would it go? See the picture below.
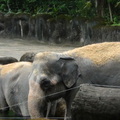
[28,78,46,118]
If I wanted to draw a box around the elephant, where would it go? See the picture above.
[0,62,32,117]
[28,42,120,120]
[20,51,64,117]
[19,52,36,62]
[0,56,18,64]
[0,61,64,118]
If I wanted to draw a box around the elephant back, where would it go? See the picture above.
[65,42,120,66]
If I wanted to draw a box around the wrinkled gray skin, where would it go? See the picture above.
[28,52,120,120]
[19,52,36,62]
[0,62,32,117]
[0,56,18,64]
[0,62,54,117]
[19,51,58,117]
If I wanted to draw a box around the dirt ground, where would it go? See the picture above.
[0,38,77,60]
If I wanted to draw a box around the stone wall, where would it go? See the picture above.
[0,12,120,45]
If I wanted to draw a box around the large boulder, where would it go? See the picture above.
[0,56,18,64]
[19,52,36,62]
[71,84,120,120]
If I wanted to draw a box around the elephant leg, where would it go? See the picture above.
[0,90,8,111]
[64,91,76,120]
[0,97,9,116]
[0,84,9,116]
[19,103,29,116]
[47,101,58,117]
[64,100,72,120]
[49,101,57,117]
[46,102,51,118]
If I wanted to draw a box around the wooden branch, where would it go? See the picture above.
[71,84,120,120]
[108,1,113,22]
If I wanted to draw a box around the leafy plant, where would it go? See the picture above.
[0,0,119,25]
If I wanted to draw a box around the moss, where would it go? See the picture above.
[15,13,30,18]
[34,13,52,20]
[93,24,106,29]
[4,12,15,19]
[14,12,30,20]
[47,14,72,23]
[0,12,5,22]
[15,12,30,16]
[105,26,120,30]
[111,23,120,26]
[47,17,56,23]
[93,20,108,29]
[74,16,88,22]
[89,17,105,22]
[0,11,5,16]
[93,25,120,30]
[56,14,72,21]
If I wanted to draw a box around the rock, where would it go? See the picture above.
[0,56,18,64]
[19,52,36,62]
[71,84,120,120]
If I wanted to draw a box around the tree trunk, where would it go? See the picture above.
[6,0,11,13]
[108,1,113,22]
[96,0,104,17]
[71,84,120,120]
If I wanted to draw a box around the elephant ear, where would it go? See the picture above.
[58,57,79,88]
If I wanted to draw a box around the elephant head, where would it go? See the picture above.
[28,52,79,119]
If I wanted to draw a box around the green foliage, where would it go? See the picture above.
[111,23,120,26]
[115,1,120,7]
[0,0,119,25]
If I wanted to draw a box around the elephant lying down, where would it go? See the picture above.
[1,42,120,120]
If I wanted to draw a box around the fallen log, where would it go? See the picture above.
[71,84,120,120]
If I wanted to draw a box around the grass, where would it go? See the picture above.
[111,23,120,26]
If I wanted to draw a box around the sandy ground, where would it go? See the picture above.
[0,38,77,60]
